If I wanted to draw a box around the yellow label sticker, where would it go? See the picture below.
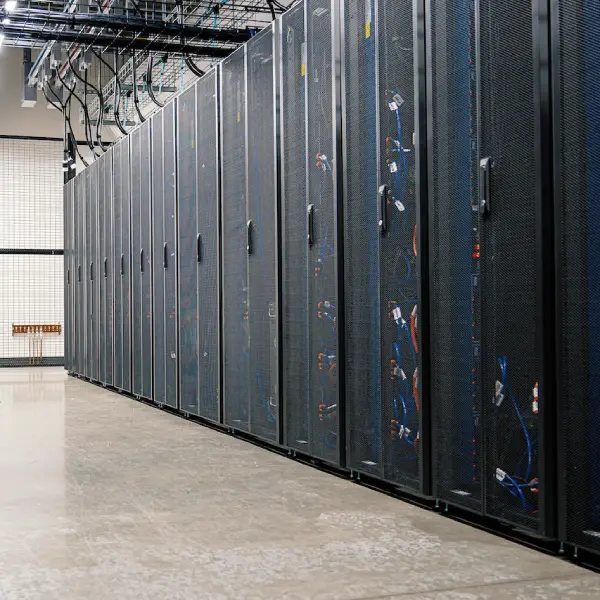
[237,111,241,123]
[365,22,371,38]
[191,139,195,149]
[301,63,306,77]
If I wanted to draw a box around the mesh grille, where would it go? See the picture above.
[98,154,106,384]
[197,72,220,424]
[131,128,143,396]
[247,27,278,441]
[152,112,166,404]
[281,2,311,452]
[64,182,72,371]
[344,0,382,478]
[140,119,153,399]
[378,0,419,487]
[344,0,420,488]
[103,153,114,386]
[430,0,540,529]
[113,140,123,388]
[221,48,250,431]
[178,84,200,415]
[163,100,179,409]
[479,0,539,530]
[557,0,600,549]
[430,0,482,510]
[306,0,338,463]
[121,137,132,393]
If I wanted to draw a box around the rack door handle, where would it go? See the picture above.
[247,220,253,255]
[307,204,314,247]
[140,248,145,273]
[67,268,70,285]
[197,233,202,263]
[78,265,81,282]
[480,157,492,215]
[163,243,168,268]
[90,262,94,281]
[378,185,388,233]
[104,257,108,279]
[120,254,124,276]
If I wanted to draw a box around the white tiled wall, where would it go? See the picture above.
[0,138,64,359]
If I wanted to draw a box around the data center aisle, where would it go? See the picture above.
[0,367,598,600]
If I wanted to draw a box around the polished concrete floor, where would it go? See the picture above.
[0,367,599,600]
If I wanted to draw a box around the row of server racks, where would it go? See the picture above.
[63,0,600,557]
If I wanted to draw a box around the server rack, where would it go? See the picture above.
[220,26,280,441]
[428,0,555,535]
[220,45,249,432]
[75,170,85,377]
[113,137,133,393]
[177,72,221,421]
[131,121,153,399]
[64,180,74,372]
[152,100,179,409]
[99,151,114,387]
[86,161,100,381]
[342,0,429,492]
[281,0,344,464]
[554,0,600,553]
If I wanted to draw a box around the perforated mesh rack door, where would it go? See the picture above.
[221,48,250,432]
[76,162,85,376]
[131,127,143,396]
[247,26,279,442]
[196,71,220,424]
[64,181,73,372]
[102,152,114,387]
[152,110,166,405]
[343,0,421,489]
[556,0,600,551]
[479,0,541,531]
[307,0,340,464]
[140,119,153,400]
[429,0,483,513]
[98,153,107,384]
[429,0,545,531]
[281,1,311,453]
[164,100,179,409]
[121,137,132,394]
[178,84,200,415]
[113,140,124,388]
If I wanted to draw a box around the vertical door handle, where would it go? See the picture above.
[197,233,202,263]
[307,204,314,247]
[90,262,94,281]
[163,243,168,268]
[140,248,144,273]
[78,265,81,282]
[247,220,253,255]
[480,157,492,215]
[378,185,388,233]
[120,254,124,275]
[104,257,108,278]
[67,268,70,285]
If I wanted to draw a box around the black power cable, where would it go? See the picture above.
[177,0,205,79]
[66,53,104,155]
[91,49,129,136]
[60,58,98,158]
[43,84,89,168]
[131,50,146,123]
[146,54,166,108]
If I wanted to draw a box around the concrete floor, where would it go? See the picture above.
[0,368,598,600]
